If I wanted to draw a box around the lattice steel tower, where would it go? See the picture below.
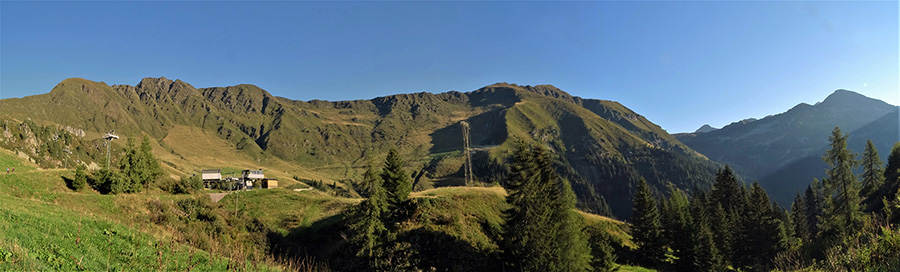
[460,121,474,185]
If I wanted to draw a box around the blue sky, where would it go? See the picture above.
[1,1,897,133]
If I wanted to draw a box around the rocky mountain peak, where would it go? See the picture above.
[817,89,893,110]
[694,124,718,133]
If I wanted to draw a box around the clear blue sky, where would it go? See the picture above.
[1,1,897,133]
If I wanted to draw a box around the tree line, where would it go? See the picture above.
[630,127,900,271]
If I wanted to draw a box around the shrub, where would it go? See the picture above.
[159,175,203,194]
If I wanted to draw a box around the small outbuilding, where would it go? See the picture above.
[262,178,278,189]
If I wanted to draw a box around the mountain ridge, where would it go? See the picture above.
[0,77,721,218]
[675,89,895,182]
[676,89,898,206]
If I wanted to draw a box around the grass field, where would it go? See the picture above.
[0,148,283,271]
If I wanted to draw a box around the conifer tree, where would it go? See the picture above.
[734,183,787,271]
[877,143,900,223]
[347,166,388,269]
[501,142,591,272]
[585,226,616,272]
[789,193,809,243]
[803,179,823,241]
[860,140,884,198]
[118,137,138,192]
[137,136,162,187]
[690,194,722,272]
[708,166,743,264]
[710,166,743,214]
[631,178,665,267]
[820,127,862,243]
[884,143,900,189]
[709,202,735,265]
[72,164,87,191]
[381,148,411,223]
[661,186,692,270]
[117,136,162,193]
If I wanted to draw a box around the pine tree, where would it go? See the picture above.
[117,137,138,193]
[803,179,823,240]
[501,142,591,272]
[709,202,735,266]
[380,148,411,224]
[137,136,162,188]
[710,166,744,214]
[708,166,744,264]
[885,143,900,189]
[661,186,692,271]
[878,143,900,223]
[631,178,666,267]
[734,183,787,272]
[820,127,862,244]
[72,164,87,191]
[116,136,162,193]
[346,166,388,269]
[790,193,809,243]
[860,140,884,198]
[585,226,616,272]
[690,194,722,272]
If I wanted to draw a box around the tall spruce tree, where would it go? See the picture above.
[710,166,744,214]
[803,179,823,241]
[877,143,900,223]
[117,136,161,193]
[501,142,591,272]
[734,183,788,272]
[381,148,412,224]
[708,166,743,264]
[346,166,388,269]
[709,202,736,266]
[821,127,862,243]
[689,194,722,272]
[661,186,693,271]
[790,193,809,243]
[860,140,885,198]
[631,178,666,267]
[72,164,87,191]
[138,136,162,187]
[116,138,138,193]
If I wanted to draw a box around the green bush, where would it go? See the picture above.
[821,226,900,271]
[159,175,202,194]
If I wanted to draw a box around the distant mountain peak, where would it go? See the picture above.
[695,124,718,133]
[816,89,888,108]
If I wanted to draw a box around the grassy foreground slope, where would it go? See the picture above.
[0,149,283,271]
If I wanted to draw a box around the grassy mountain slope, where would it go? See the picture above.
[0,148,280,271]
[1,78,719,219]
